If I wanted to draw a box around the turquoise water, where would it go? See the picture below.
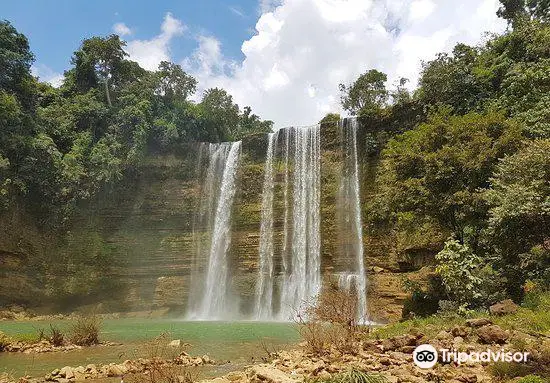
[0,319,299,379]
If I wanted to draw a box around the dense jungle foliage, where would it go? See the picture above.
[0,24,272,226]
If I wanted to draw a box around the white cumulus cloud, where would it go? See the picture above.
[113,22,132,36]
[32,64,64,87]
[125,13,186,71]
[181,0,506,127]
[122,1,505,127]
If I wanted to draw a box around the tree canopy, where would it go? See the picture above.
[0,20,273,223]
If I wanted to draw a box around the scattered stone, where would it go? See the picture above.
[168,339,182,347]
[59,366,74,380]
[381,334,417,351]
[465,318,492,328]
[476,325,509,344]
[451,326,469,338]
[247,365,298,383]
[489,299,519,316]
[436,330,453,340]
[456,373,477,383]
[226,371,246,381]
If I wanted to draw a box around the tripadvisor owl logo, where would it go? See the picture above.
[412,344,530,369]
[413,344,438,369]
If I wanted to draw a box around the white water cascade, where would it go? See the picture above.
[254,131,278,320]
[336,118,368,322]
[254,125,322,321]
[188,141,242,320]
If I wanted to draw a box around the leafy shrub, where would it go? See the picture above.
[401,276,444,319]
[49,325,64,347]
[70,315,101,346]
[435,238,505,309]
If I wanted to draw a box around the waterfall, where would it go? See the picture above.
[254,131,278,319]
[187,119,365,322]
[254,125,322,321]
[280,125,322,320]
[336,118,367,322]
[188,141,242,320]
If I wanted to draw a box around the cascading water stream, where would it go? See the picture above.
[254,131,278,320]
[253,125,322,321]
[187,119,365,322]
[336,118,367,322]
[188,141,242,320]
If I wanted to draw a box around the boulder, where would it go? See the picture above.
[436,330,453,340]
[106,364,126,377]
[476,325,509,344]
[381,334,417,351]
[226,371,246,382]
[489,299,519,316]
[247,365,298,383]
[85,364,97,374]
[60,366,74,380]
[465,318,492,328]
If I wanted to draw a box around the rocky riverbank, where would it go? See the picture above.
[4,315,548,383]
[1,351,216,383]
[201,318,549,383]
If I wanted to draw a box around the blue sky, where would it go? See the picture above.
[3,0,506,127]
[3,0,259,73]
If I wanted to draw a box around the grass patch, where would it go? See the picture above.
[70,315,102,346]
[368,292,550,340]
[493,292,550,335]
[516,375,547,383]
[310,368,388,383]
[367,313,482,340]
[488,362,533,380]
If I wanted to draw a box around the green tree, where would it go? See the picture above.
[417,44,488,114]
[319,113,341,125]
[69,35,128,106]
[238,106,273,138]
[199,88,240,141]
[155,61,197,103]
[497,0,550,23]
[0,20,35,107]
[377,109,523,244]
[485,139,550,296]
[339,69,388,116]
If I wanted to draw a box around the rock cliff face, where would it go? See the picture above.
[0,121,436,321]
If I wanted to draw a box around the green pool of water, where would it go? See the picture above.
[0,319,299,379]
